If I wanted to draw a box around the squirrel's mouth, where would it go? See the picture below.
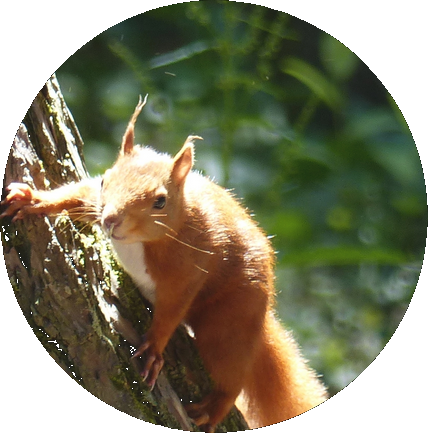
[111,232,126,241]
[101,212,127,241]
[102,221,126,241]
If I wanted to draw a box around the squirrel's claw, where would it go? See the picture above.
[1,183,36,220]
[132,335,164,390]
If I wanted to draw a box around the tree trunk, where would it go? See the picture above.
[1,75,247,432]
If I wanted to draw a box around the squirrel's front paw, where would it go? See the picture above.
[1,183,39,220]
[131,334,164,390]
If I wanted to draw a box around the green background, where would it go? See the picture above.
[56,1,427,396]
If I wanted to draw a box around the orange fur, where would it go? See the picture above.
[238,314,328,428]
[2,99,328,432]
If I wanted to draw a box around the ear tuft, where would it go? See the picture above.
[121,94,148,155]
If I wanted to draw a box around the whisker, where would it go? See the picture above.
[185,223,205,234]
[151,213,167,218]
[54,215,95,236]
[194,264,209,274]
[154,220,178,236]
[164,232,214,255]
[153,219,214,255]
[56,221,73,236]
[43,205,101,236]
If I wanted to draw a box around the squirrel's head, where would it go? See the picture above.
[99,96,202,243]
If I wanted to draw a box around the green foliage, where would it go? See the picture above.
[282,57,343,109]
[56,1,426,396]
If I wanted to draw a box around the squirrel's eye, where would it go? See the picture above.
[153,195,166,210]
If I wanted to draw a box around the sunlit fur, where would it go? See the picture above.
[1,100,328,433]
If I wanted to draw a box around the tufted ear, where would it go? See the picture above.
[171,136,202,186]
[121,94,148,155]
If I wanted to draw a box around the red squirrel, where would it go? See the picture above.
[2,96,328,432]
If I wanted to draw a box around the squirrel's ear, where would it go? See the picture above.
[121,95,148,155]
[172,136,202,185]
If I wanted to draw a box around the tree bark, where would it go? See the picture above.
[1,75,247,432]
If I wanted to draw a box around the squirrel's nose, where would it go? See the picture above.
[101,203,124,237]
[103,214,121,231]
[102,210,124,237]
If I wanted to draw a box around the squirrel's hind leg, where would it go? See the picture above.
[185,389,239,433]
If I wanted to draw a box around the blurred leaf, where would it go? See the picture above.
[149,40,215,69]
[320,33,359,81]
[264,210,312,244]
[369,140,424,187]
[392,193,427,216]
[288,155,332,185]
[108,41,154,93]
[281,57,343,109]
[281,245,408,266]
[343,107,399,141]
[326,206,353,231]
[361,308,383,329]
[387,94,413,135]
[321,340,346,367]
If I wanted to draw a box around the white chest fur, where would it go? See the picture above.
[111,240,157,304]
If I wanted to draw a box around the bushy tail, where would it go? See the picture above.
[237,313,328,429]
